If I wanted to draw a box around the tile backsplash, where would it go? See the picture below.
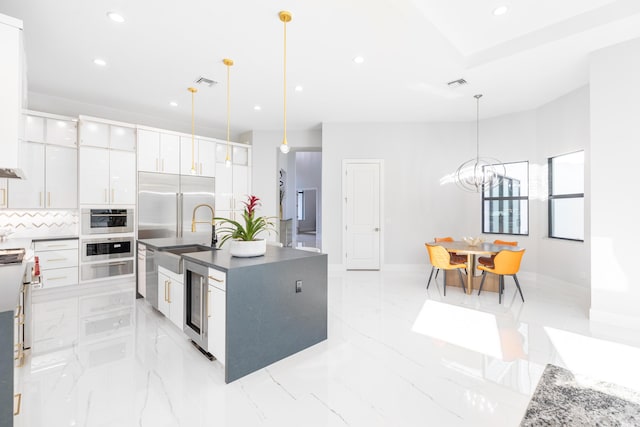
[0,210,78,238]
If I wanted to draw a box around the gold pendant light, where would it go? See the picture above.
[188,87,198,174]
[223,58,234,168]
[279,10,292,154]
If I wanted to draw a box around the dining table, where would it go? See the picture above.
[436,241,523,294]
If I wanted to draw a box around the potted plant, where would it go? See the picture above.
[215,195,276,257]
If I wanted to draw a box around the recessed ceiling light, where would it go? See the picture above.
[107,12,125,23]
[254,105,262,111]
[295,85,303,92]
[353,56,364,64]
[493,5,509,16]
[93,58,106,66]
[169,101,178,107]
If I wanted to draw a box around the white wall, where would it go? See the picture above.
[590,37,640,327]
[321,87,590,288]
[247,129,322,226]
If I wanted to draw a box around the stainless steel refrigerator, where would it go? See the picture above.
[137,172,216,239]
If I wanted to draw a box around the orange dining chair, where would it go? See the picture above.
[477,240,518,268]
[477,249,525,304]
[434,237,467,264]
[425,243,467,295]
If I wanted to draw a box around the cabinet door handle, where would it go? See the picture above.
[164,280,168,302]
[207,288,212,318]
[47,276,67,281]
[46,258,67,262]
[199,162,202,175]
[208,276,223,283]
[39,191,43,207]
[14,393,22,415]
[156,158,159,171]
[0,188,6,206]
[47,192,51,207]
[162,158,165,172]
[167,280,172,303]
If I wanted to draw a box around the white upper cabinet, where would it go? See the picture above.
[8,142,44,208]
[0,18,23,172]
[110,150,136,204]
[198,139,216,177]
[110,125,136,151]
[24,112,78,146]
[180,136,215,176]
[79,117,136,151]
[160,133,180,174]
[24,114,44,143]
[232,145,249,166]
[79,147,135,205]
[7,142,77,209]
[46,118,77,146]
[138,129,179,174]
[80,121,109,148]
[45,145,77,208]
[79,147,110,205]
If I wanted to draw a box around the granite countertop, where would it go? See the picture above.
[0,238,32,312]
[183,246,325,272]
[137,236,212,251]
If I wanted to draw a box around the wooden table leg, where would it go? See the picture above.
[467,253,475,294]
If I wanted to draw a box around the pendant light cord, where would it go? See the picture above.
[226,61,231,162]
[190,87,197,171]
[475,94,482,162]
[283,17,288,143]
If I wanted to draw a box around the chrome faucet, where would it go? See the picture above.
[191,204,217,247]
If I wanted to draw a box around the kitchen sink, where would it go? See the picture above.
[156,245,216,274]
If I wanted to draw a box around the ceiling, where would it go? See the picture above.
[2,0,640,138]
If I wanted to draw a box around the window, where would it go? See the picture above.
[482,161,529,235]
[548,151,584,241]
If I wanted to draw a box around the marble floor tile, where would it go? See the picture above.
[14,270,640,426]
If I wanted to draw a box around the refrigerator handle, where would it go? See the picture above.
[177,192,182,237]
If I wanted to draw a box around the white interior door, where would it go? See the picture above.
[344,161,381,270]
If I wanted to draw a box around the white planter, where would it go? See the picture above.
[229,239,266,257]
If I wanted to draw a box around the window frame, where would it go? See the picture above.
[548,150,584,242]
[481,160,530,236]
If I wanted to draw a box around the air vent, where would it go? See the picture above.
[195,76,218,87]
[447,78,467,88]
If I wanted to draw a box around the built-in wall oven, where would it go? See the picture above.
[81,208,134,235]
[183,259,211,357]
[80,236,135,282]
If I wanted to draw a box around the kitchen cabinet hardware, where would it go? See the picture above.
[0,188,6,206]
[208,276,223,282]
[14,393,22,416]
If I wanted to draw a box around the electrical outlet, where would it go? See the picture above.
[295,280,302,293]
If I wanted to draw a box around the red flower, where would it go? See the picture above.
[243,195,260,218]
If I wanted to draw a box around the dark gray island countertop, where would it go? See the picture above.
[137,236,211,251]
[182,245,324,271]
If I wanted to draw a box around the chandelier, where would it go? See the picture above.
[454,94,505,192]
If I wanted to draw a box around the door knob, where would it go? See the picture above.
[374,227,380,232]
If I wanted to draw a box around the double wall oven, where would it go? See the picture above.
[80,208,135,282]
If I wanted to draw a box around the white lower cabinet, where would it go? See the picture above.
[207,267,226,364]
[157,266,184,329]
[34,239,79,289]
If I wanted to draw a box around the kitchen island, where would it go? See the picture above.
[183,246,328,383]
[139,237,328,384]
